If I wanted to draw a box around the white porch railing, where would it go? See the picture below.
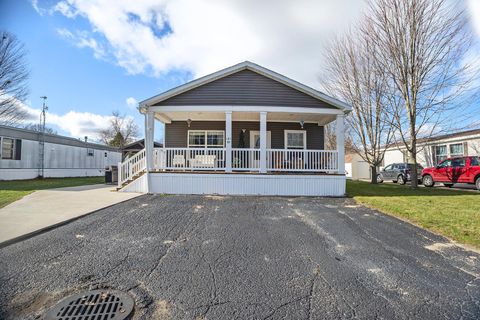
[267,149,338,172]
[118,148,146,187]
[232,148,261,171]
[153,148,226,170]
[152,148,338,173]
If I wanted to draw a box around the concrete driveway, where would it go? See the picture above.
[0,184,140,244]
[0,195,478,319]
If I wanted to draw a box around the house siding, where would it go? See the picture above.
[154,70,335,109]
[165,121,324,149]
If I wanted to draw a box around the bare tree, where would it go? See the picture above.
[0,31,29,126]
[324,24,394,183]
[99,111,138,149]
[23,123,57,135]
[366,0,477,187]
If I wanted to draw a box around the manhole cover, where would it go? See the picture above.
[45,289,134,320]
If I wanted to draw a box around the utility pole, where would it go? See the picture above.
[39,96,48,178]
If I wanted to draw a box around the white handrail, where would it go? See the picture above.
[118,148,146,187]
[151,147,339,173]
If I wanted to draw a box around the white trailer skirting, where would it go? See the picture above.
[121,173,346,197]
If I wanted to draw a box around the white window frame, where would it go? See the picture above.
[87,148,94,157]
[0,136,15,160]
[187,130,225,148]
[284,130,307,149]
[434,144,447,164]
[449,143,464,157]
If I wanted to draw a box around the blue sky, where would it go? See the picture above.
[1,0,479,142]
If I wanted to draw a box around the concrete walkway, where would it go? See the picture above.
[0,184,140,244]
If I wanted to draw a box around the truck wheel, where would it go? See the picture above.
[397,175,406,185]
[377,174,384,183]
[443,183,454,188]
[476,177,480,191]
[423,175,434,187]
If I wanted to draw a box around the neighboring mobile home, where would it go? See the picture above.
[118,61,351,196]
[0,125,121,180]
[384,129,480,168]
[346,128,480,180]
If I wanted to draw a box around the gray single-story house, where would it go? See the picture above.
[118,61,351,196]
[0,125,121,180]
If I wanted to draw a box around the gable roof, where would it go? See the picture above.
[140,61,351,112]
[122,138,162,150]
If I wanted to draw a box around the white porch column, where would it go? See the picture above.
[225,111,232,172]
[260,111,267,173]
[335,114,345,174]
[145,111,155,172]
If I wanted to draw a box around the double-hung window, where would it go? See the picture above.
[284,130,306,149]
[434,145,447,165]
[449,143,464,157]
[1,137,15,160]
[188,130,224,148]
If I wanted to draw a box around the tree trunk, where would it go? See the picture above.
[370,165,378,184]
[410,149,419,188]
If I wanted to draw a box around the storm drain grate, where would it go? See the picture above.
[45,289,134,320]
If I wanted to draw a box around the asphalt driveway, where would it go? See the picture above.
[0,195,479,319]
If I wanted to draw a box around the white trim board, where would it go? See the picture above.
[140,61,352,113]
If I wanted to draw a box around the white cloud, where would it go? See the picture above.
[57,28,106,59]
[468,0,480,36]
[18,100,113,139]
[52,1,78,18]
[126,97,138,109]
[45,0,365,88]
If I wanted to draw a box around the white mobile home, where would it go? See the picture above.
[384,129,480,167]
[0,125,121,180]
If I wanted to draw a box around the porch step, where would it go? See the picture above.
[116,171,146,191]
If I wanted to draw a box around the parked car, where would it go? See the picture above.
[377,163,423,184]
[422,156,480,190]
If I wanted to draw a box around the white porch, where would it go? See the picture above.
[118,61,351,196]
[118,108,347,196]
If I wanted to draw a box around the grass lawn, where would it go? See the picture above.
[0,176,104,208]
[347,180,480,249]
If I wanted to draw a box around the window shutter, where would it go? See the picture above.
[15,139,22,160]
[463,142,468,156]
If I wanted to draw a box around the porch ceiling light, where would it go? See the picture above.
[187,118,192,127]
[299,120,305,129]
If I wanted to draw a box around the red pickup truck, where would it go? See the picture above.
[422,156,480,190]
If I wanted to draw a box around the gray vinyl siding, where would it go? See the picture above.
[154,70,335,109]
[165,121,324,149]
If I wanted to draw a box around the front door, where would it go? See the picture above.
[250,131,271,169]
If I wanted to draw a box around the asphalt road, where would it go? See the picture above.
[0,195,479,319]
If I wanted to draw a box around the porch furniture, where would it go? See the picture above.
[172,155,185,168]
[189,155,217,168]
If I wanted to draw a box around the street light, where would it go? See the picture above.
[39,96,48,178]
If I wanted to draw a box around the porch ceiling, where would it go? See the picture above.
[154,111,336,126]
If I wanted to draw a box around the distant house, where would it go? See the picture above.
[345,129,480,180]
[122,139,162,160]
[384,129,480,167]
[117,61,351,196]
[0,125,121,180]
